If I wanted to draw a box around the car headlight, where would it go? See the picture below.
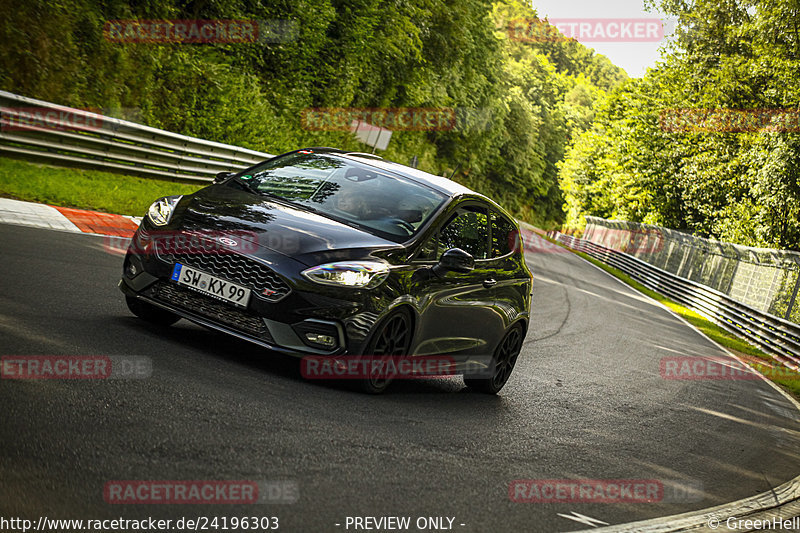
[146,196,182,226]
[301,261,390,288]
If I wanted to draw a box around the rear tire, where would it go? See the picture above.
[464,323,524,394]
[126,296,180,327]
[357,309,413,394]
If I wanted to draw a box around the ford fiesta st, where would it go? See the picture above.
[119,148,533,393]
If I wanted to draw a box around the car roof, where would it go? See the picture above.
[301,147,483,198]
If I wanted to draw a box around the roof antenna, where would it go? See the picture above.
[448,163,461,180]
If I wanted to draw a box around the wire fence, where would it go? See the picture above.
[555,232,800,370]
[581,216,800,324]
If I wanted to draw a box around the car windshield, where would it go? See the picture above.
[235,152,448,242]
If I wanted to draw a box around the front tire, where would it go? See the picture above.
[357,309,413,394]
[464,323,524,394]
[126,296,180,327]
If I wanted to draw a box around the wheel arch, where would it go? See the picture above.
[358,303,418,356]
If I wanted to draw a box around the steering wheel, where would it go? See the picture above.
[387,218,415,234]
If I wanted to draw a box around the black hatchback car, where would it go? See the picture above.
[119,148,533,393]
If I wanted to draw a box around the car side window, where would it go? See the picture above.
[439,207,489,260]
[491,212,517,257]
[415,233,438,261]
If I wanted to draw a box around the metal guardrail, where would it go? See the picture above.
[555,233,800,371]
[582,216,800,323]
[0,90,274,182]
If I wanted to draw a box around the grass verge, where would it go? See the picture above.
[0,157,204,216]
[541,234,800,400]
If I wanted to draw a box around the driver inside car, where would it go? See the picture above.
[332,189,370,220]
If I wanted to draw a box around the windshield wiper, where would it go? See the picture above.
[231,176,262,196]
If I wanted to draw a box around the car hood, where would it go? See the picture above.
[173,185,404,266]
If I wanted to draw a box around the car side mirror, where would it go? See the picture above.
[434,248,474,275]
[214,171,234,184]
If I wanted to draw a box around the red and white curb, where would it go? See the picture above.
[0,198,141,237]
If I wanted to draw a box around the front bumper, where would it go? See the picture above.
[119,240,378,357]
[119,276,348,357]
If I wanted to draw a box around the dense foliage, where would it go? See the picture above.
[559,0,800,249]
[0,0,624,228]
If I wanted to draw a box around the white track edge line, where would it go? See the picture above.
[561,247,800,532]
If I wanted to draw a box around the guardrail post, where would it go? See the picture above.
[787,272,800,321]
[680,244,696,279]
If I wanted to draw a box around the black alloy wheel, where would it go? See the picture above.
[465,323,524,394]
[359,309,413,394]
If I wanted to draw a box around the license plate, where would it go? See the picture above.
[170,263,251,308]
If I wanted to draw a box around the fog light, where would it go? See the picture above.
[127,262,138,277]
[293,320,341,350]
[304,333,336,348]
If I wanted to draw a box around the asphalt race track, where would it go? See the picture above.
[2,223,800,532]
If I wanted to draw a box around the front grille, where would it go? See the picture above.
[157,243,291,302]
[150,282,274,342]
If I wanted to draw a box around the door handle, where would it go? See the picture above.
[482,278,497,288]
